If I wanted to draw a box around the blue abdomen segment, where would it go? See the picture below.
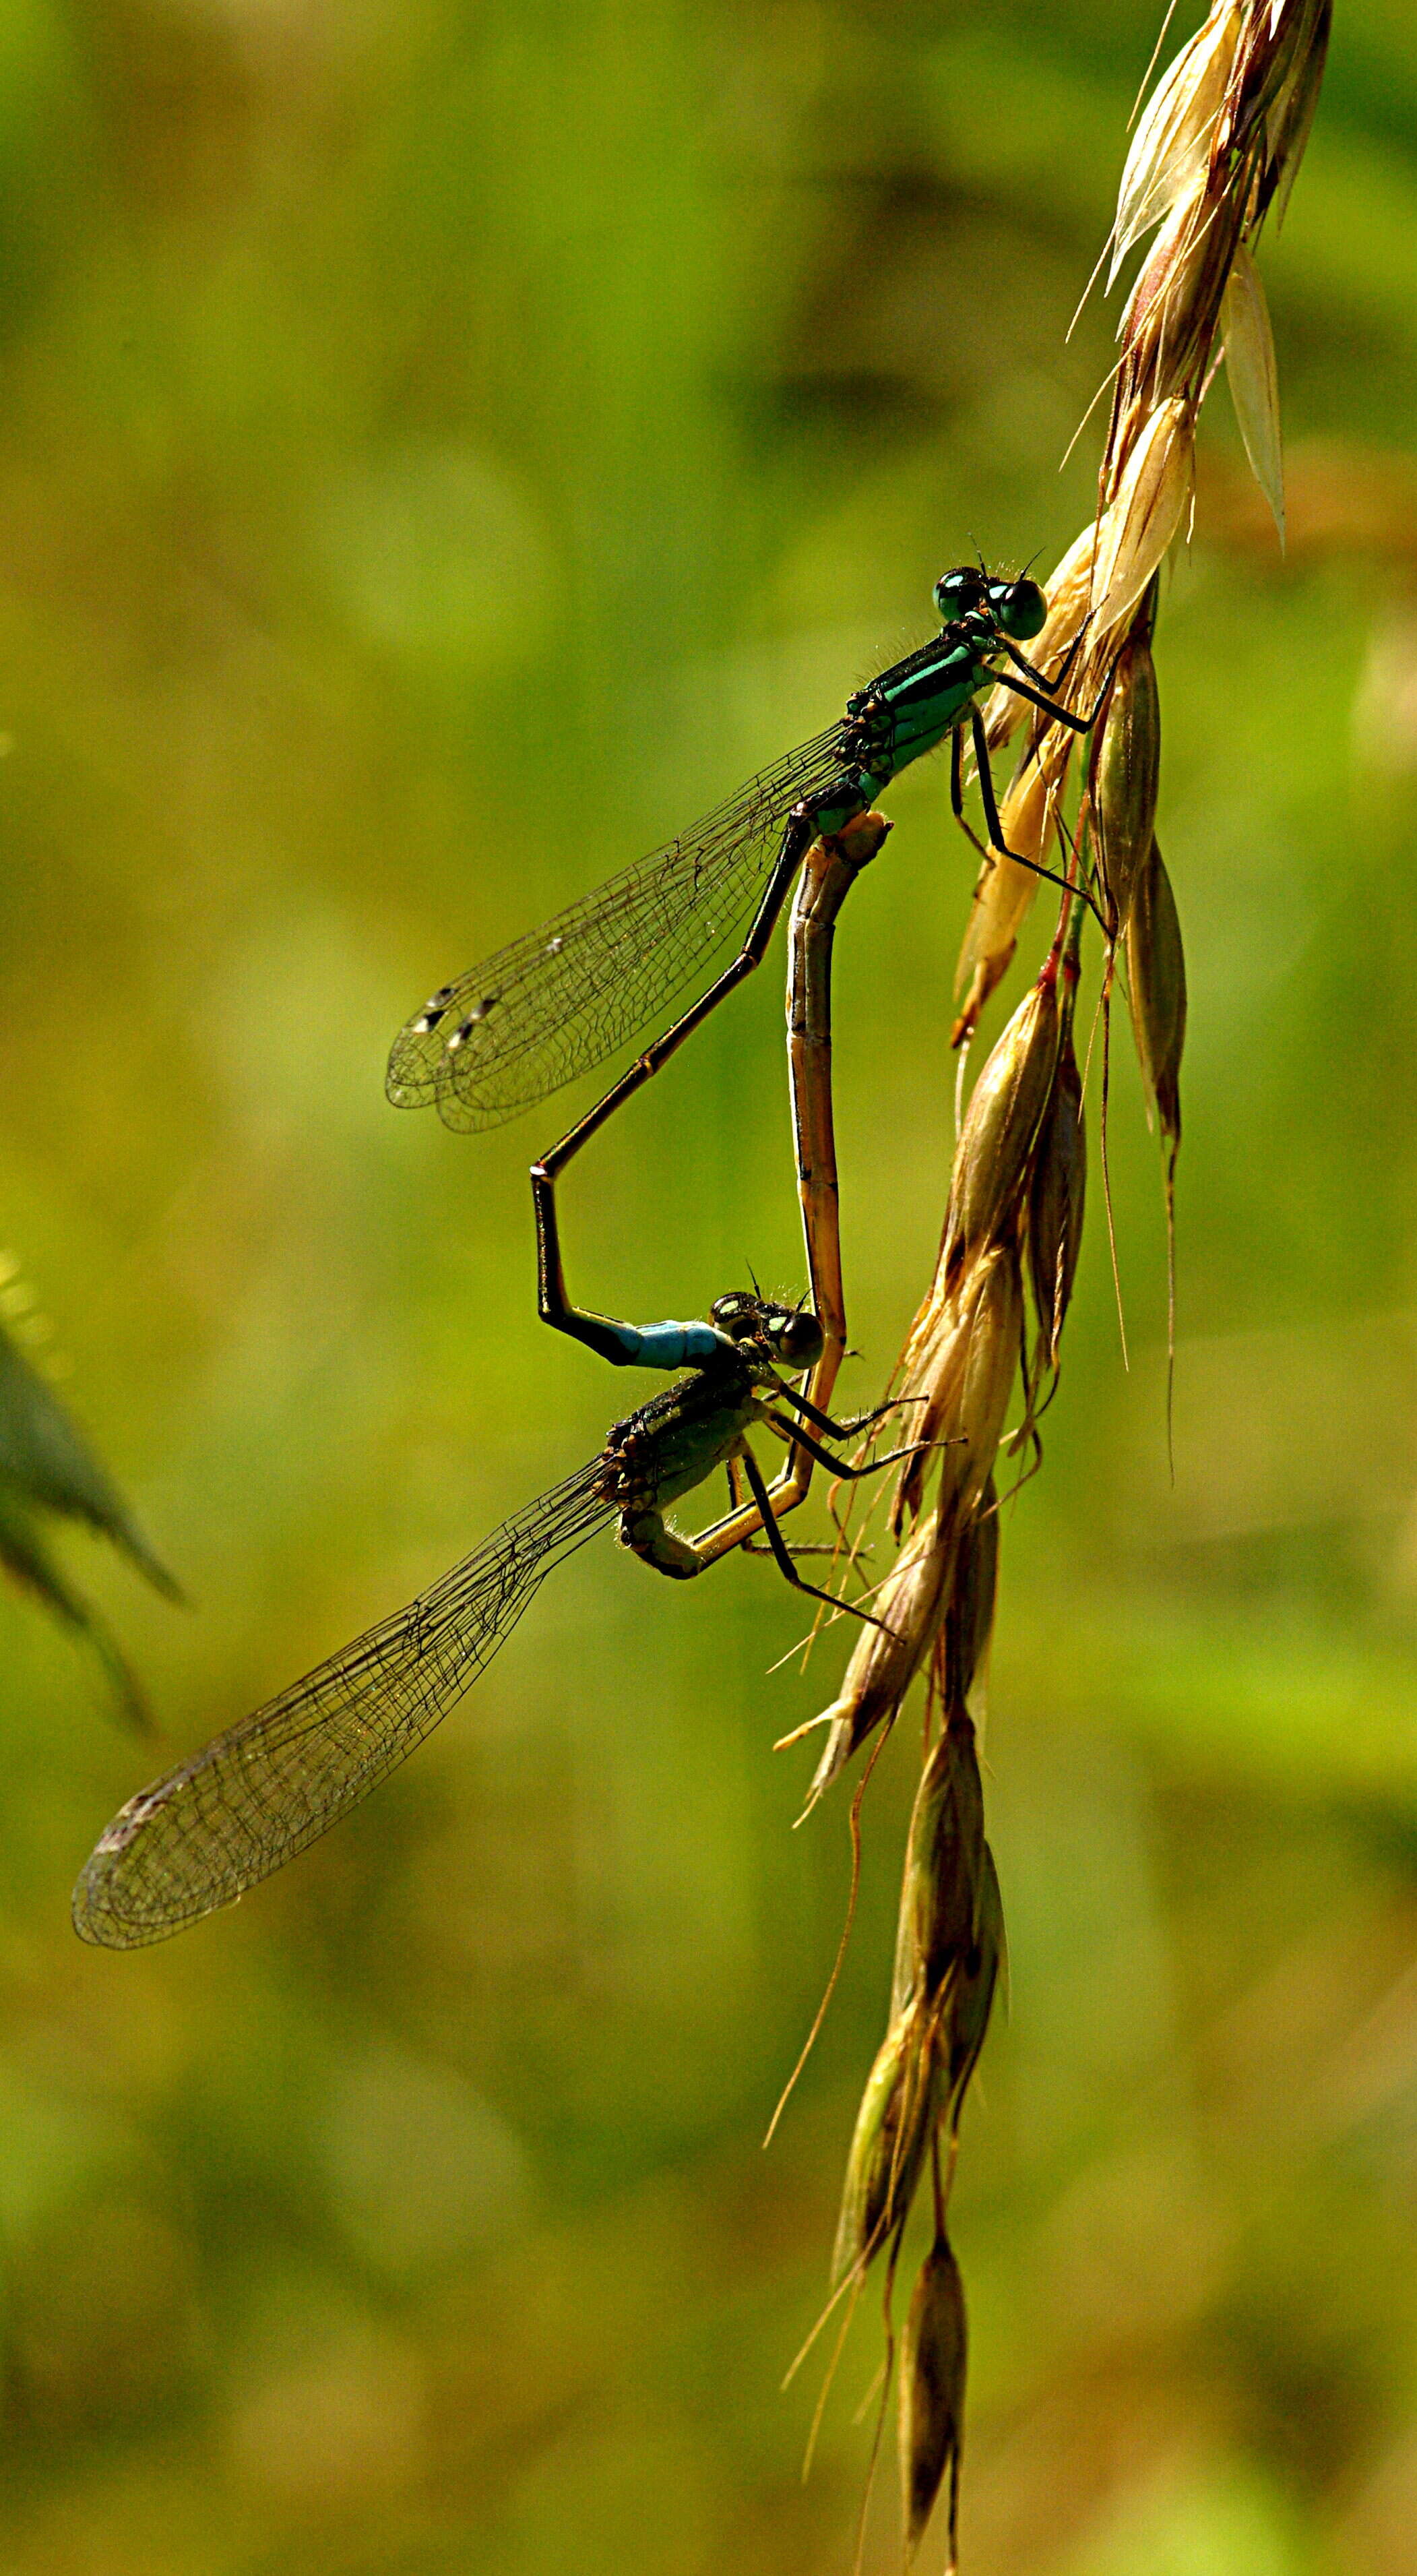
[604,1319,734,1370]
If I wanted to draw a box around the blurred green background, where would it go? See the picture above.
[1,2,1416,2569]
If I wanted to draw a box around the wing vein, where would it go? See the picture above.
[386,727,850,1130]
[73,1464,614,1949]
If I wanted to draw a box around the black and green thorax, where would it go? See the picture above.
[596,1351,771,1518]
[831,621,999,812]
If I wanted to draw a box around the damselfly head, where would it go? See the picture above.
[988,575,1048,641]
[710,1291,823,1373]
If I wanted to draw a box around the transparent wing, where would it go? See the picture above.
[386,727,849,1132]
[73,1464,614,1950]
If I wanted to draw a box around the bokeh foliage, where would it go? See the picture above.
[1,2,1416,2569]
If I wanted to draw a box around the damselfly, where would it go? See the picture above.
[387,569,1104,1548]
[388,569,1093,1148]
[73,1292,916,1949]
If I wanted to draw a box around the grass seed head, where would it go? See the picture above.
[943,1839,1005,2118]
[1094,397,1195,634]
[1027,1002,1087,1369]
[1109,1,1244,285]
[832,2008,936,2286]
[1222,243,1286,544]
[895,1245,1024,1535]
[1224,0,1329,181]
[941,968,1062,1281]
[1118,181,1245,422]
[807,1516,953,1803]
[891,1715,986,2019]
[1091,622,1162,936]
[940,1481,999,1713]
[899,2230,968,2571]
[1127,835,1187,1142]
[1260,0,1331,226]
[951,765,1051,1046]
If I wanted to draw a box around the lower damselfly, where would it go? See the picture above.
[73,1292,917,1949]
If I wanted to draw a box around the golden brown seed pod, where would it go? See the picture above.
[1223,0,1329,181]
[899,2230,968,2571]
[1261,0,1332,227]
[1127,836,1187,1144]
[894,1243,1024,1535]
[940,966,1061,1282]
[1118,181,1245,422]
[1027,1004,1087,1370]
[891,1715,985,2019]
[1094,397,1195,634]
[1109,0,1244,284]
[983,529,1096,754]
[1222,244,1285,545]
[950,763,1051,1048]
[831,2008,936,2286]
[943,1839,1005,2121]
[1091,623,1162,937]
[807,1514,952,1804]
[939,1479,999,1713]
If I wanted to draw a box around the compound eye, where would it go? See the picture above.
[710,1291,757,1342]
[934,567,985,623]
[992,576,1047,642]
[774,1310,825,1370]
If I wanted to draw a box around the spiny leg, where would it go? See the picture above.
[999,622,1089,695]
[959,706,1108,933]
[772,1382,910,1443]
[987,655,1119,737]
[621,1473,884,1621]
[736,1445,889,1629]
[530,805,821,1362]
[759,1411,925,1481]
[726,1453,837,1557]
[951,708,1017,869]
[677,1401,924,1578]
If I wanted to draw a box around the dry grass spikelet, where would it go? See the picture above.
[811,9,1329,2555]
[831,2005,937,2287]
[951,762,1053,1045]
[899,2229,968,2571]
[941,1841,1005,2122]
[1026,939,1088,1375]
[940,964,1061,1285]
[939,1477,999,1713]
[1090,608,1162,936]
[1109,2,1244,282]
[890,1715,986,2019]
[807,1513,953,1804]
[1094,396,1197,634]
[892,1242,1024,1535]
[1127,836,1187,1149]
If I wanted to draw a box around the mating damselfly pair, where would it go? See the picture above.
[75,565,1103,1949]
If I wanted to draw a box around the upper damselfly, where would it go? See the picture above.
[387,567,1095,1144]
